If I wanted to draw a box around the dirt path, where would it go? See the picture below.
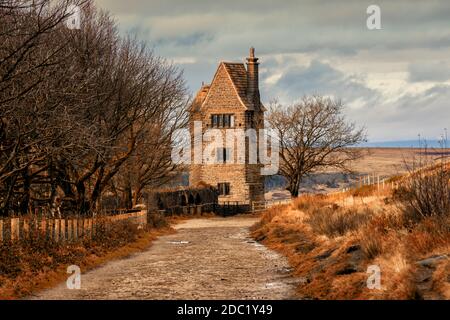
[29,216,299,300]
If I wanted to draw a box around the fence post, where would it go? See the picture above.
[81,217,85,238]
[84,219,89,238]
[54,219,60,242]
[73,219,78,240]
[92,217,96,237]
[78,218,82,238]
[23,218,29,240]
[67,219,72,242]
[11,218,20,242]
[89,218,93,238]
[48,219,54,240]
[61,219,66,242]
[40,218,46,239]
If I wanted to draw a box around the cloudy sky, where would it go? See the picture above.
[96,0,450,142]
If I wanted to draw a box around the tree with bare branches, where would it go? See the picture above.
[0,0,189,216]
[267,96,366,197]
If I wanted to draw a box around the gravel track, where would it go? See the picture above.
[30,216,298,300]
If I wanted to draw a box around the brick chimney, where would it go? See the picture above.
[246,47,260,108]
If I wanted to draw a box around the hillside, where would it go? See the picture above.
[266,148,450,195]
[252,162,450,299]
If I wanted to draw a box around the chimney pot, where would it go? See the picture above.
[246,47,260,108]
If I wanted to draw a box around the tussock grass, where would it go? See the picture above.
[252,183,450,299]
[305,207,372,238]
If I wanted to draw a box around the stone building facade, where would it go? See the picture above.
[189,48,265,204]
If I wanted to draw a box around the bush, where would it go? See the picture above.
[360,229,384,259]
[306,207,372,238]
[395,163,450,220]
[294,194,332,212]
[404,216,450,255]
[147,212,169,229]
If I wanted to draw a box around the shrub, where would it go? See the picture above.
[404,216,450,255]
[306,207,372,238]
[395,163,450,220]
[359,228,384,259]
[294,194,332,212]
[147,212,169,229]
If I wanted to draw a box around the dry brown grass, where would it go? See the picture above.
[403,217,450,256]
[252,186,450,299]
[0,217,174,299]
[305,206,372,238]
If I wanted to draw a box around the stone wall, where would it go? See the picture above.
[189,62,265,203]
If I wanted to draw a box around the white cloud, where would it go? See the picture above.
[94,0,450,141]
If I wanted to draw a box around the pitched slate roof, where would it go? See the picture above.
[190,61,265,112]
[222,62,252,109]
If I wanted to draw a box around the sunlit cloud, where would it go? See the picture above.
[95,0,450,141]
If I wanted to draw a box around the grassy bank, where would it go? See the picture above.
[0,213,173,299]
[252,170,450,299]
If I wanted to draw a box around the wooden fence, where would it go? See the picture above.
[331,173,401,195]
[0,210,147,243]
[251,198,292,212]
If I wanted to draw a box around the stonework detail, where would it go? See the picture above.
[189,48,265,204]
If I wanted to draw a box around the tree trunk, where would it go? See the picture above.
[123,182,133,209]
[90,166,105,212]
[287,175,301,197]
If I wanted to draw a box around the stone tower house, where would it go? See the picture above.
[189,48,265,204]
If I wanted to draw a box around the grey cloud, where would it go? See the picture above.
[97,0,450,57]
[155,32,214,47]
[408,62,450,82]
[349,84,450,141]
[94,0,450,141]
[264,59,379,104]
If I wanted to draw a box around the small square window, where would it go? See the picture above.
[223,114,230,127]
[218,183,231,196]
[211,115,218,127]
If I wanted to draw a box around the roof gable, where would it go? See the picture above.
[222,62,252,109]
[200,62,249,111]
[191,60,266,113]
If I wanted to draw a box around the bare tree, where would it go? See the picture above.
[0,0,86,215]
[0,0,189,216]
[267,96,366,197]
